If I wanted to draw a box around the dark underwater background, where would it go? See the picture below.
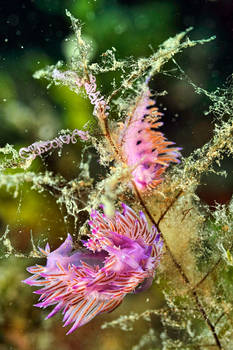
[0,1,233,349]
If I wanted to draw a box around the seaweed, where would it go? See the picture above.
[1,11,233,350]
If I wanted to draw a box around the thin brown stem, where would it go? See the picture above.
[133,183,190,284]
[99,103,223,349]
[195,240,233,290]
[157,189,183,226]
[194,258,221,290]
[132,183,222,350]
[102,119,120,157]
[192,290,222,349]
[214,313,225,327]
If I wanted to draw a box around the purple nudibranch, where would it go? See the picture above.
[23,203,163,334]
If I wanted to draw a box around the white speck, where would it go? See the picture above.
[5,38,8,42]
[3,98,7,102]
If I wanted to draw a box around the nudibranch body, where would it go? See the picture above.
[23,204,163,334]
[117,89,181,191]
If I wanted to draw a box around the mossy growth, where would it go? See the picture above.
[0,11,233,350]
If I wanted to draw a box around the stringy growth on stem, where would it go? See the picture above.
[0,11,232,350]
